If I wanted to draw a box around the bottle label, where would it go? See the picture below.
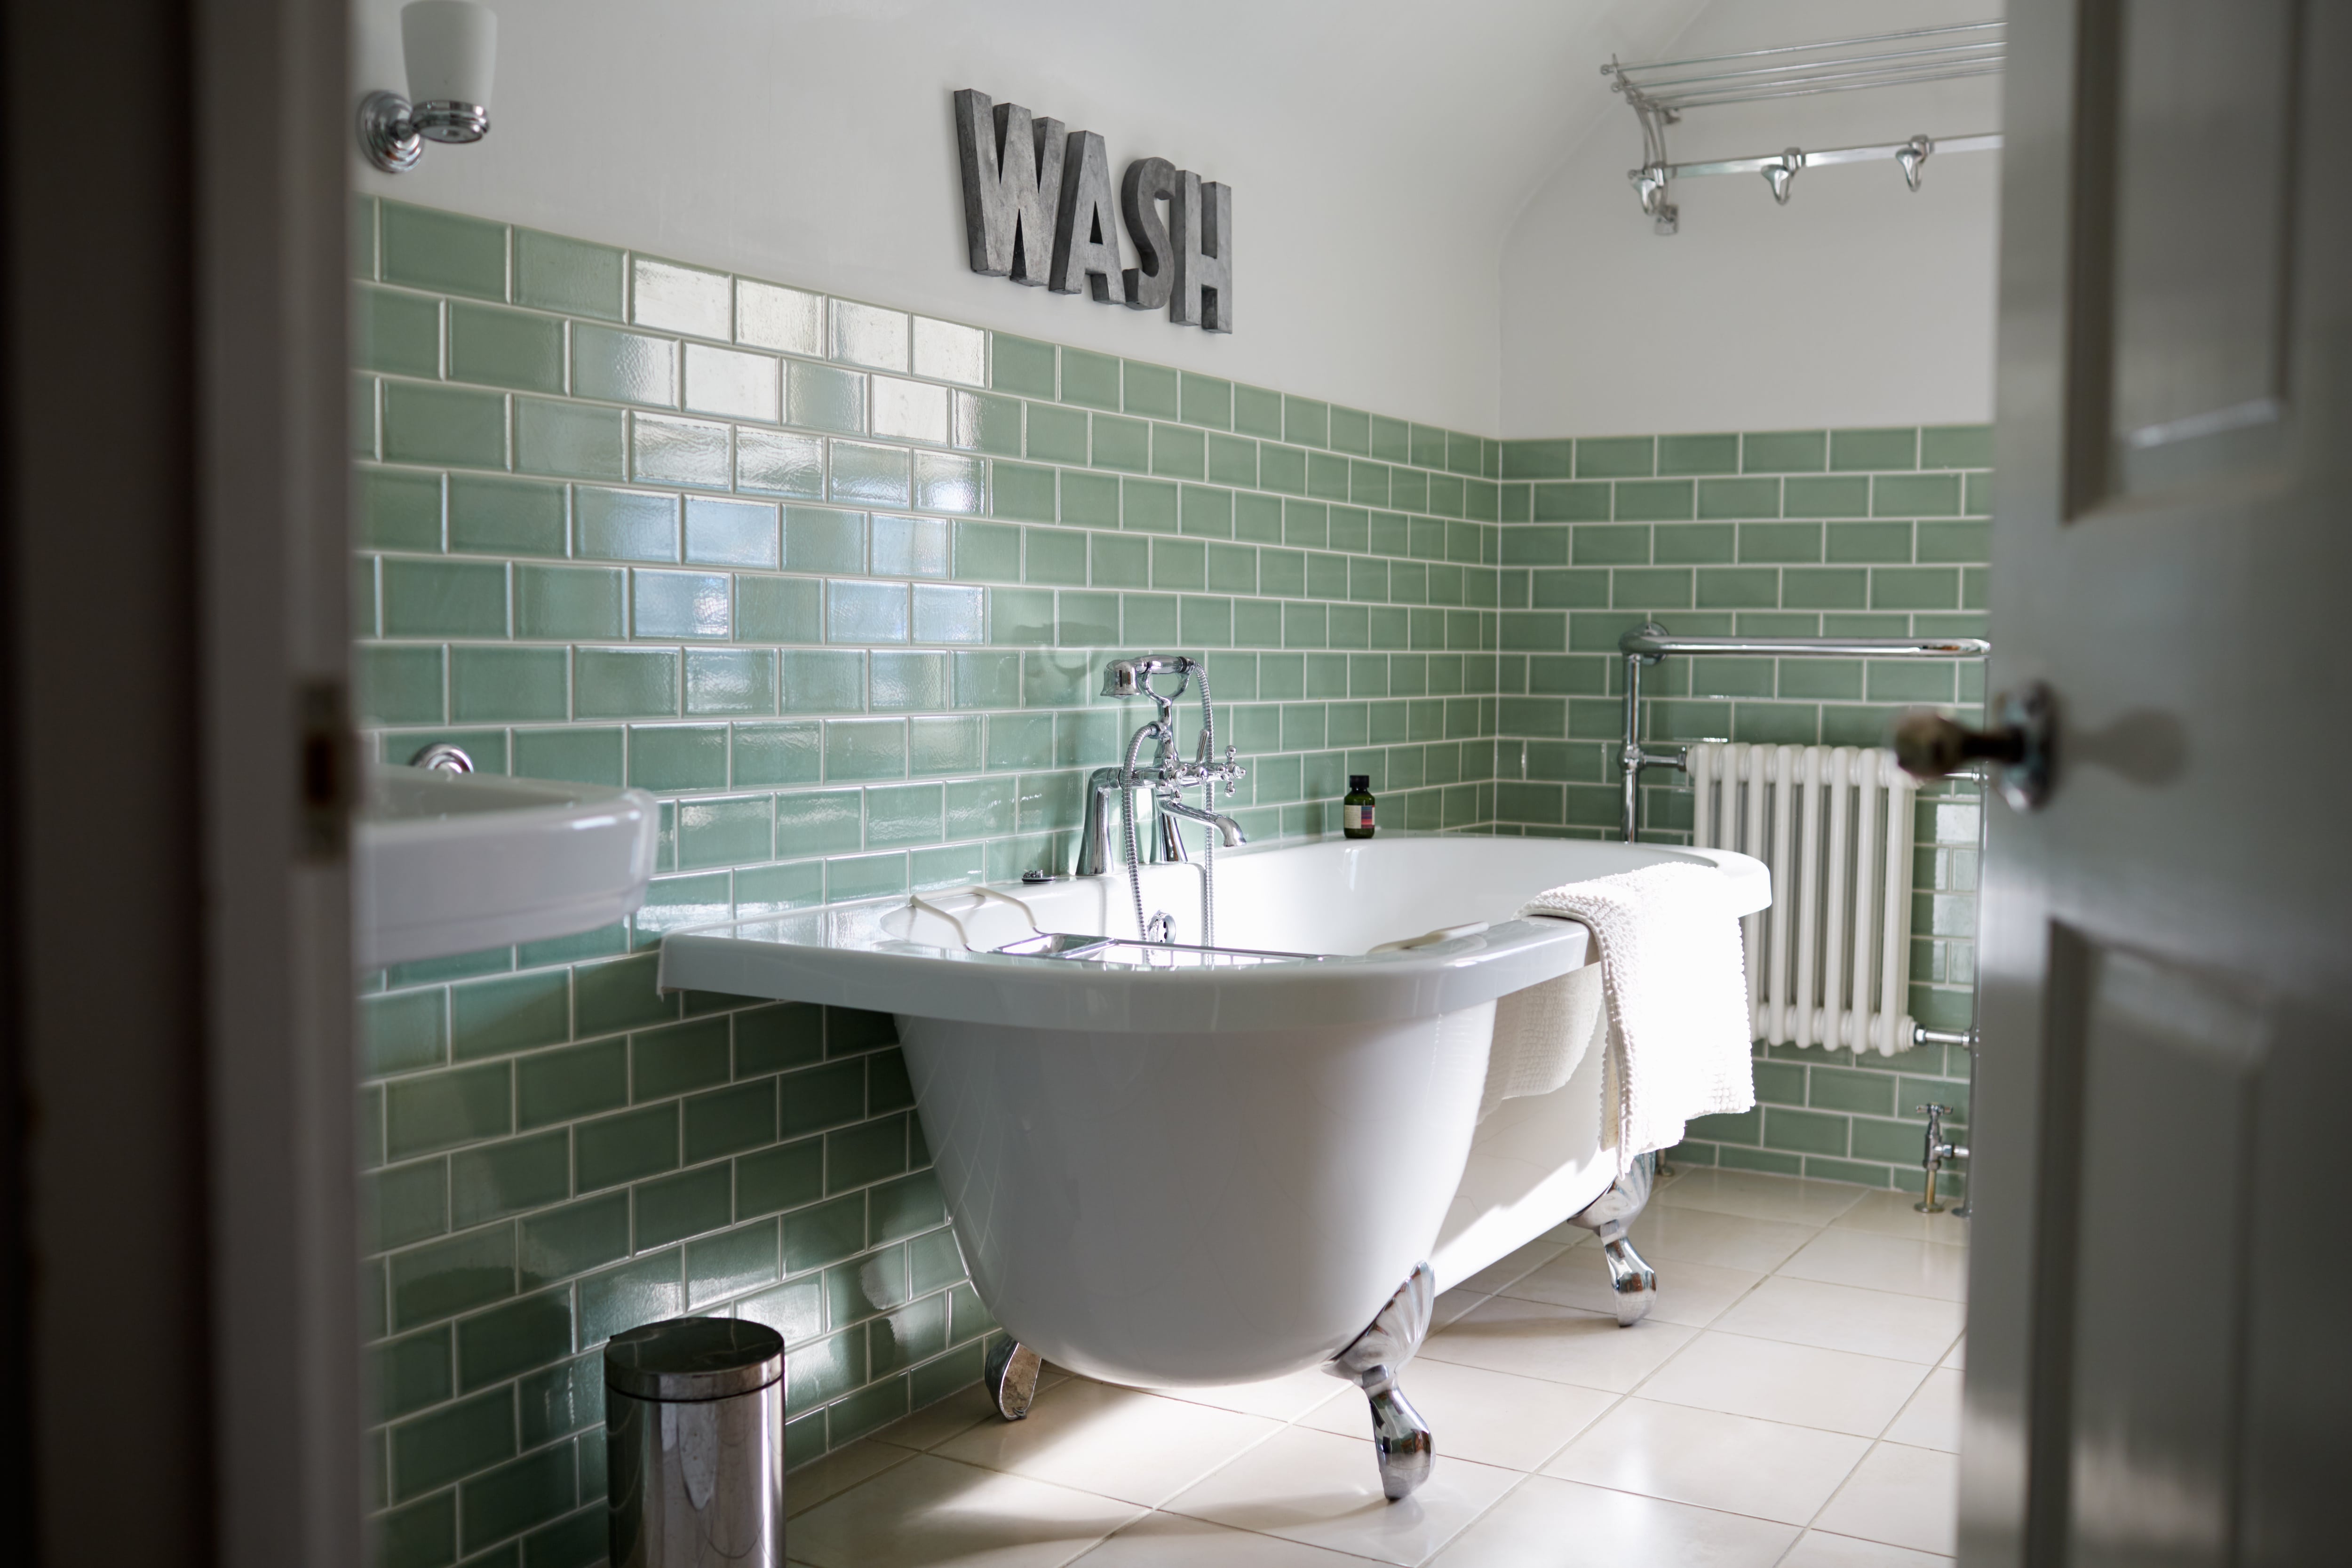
[1345,802,1371,831]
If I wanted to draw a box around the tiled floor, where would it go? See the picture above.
[784,1168,1970,1566]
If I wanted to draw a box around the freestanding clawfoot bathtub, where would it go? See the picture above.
[660,831,1770,1495]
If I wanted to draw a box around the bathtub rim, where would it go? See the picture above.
[657,835,1768,1035]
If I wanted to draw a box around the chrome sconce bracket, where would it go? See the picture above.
[359,1,498,175]
[359,91,490,174]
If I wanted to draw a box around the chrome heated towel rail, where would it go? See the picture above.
[1616,621,1989,1053]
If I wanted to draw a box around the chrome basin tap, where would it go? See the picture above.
[1076,655,1247,945]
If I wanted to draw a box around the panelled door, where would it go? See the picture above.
[1962,1,2352,1565]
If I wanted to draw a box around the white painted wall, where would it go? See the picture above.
[1498,0,2004,437]
[353,0,1712,434]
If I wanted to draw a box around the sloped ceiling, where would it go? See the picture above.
[353,0,1716,428]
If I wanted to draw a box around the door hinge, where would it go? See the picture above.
[298,677,354,863]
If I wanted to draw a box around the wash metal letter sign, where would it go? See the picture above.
[954,89,1232,333]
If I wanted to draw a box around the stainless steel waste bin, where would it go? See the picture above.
[605,1317,786,1568]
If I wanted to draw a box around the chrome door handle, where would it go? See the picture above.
[1894,681,2055,811]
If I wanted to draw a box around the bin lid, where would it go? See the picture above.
[604,1316,785,1401]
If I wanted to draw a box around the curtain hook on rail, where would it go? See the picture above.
[1898,134,1934,192]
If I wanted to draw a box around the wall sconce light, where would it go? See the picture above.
[358,1,499,174]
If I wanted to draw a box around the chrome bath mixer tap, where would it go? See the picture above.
[1077,655,1247,944]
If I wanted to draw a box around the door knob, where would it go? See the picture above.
[1894,681,2055,811]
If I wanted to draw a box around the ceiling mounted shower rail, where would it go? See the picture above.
[1602,21,2005,234]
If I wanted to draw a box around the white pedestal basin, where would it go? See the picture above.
[356,764,659,969]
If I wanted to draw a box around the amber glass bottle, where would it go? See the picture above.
[1343,774,1376,838]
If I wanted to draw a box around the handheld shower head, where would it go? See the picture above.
[1100,654,1194,699]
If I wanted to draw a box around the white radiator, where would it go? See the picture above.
[1685,742,1918,1056]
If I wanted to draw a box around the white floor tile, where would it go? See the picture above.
[1453,1237,1572,1296]
[1942,1335,1965,1369]
[1883,1367,1963,1454]
[1426,1474,1798,1567]
[1422,1293,1695,1393]
[1622,1204,1820,1272]
[1432,1285,1492,1330]
[1501,1245,1762,1328]
[1828,1187,1975,1248]
[1710,1276,1965,1365]
[789,1452,1145,1568]
[1146,1365,1353,1423]
[934,1377,1284,1508]
[1654,1166,1869,1226]
[875,1383,1004,1452]
[1635,1331,1929,1437]
[1069,1511,1376,1566]
[1780,1528,1955,1566]
[1301,1355,1617,1471]
[1777,1229,1969,1302]
[787,1437,917,1518]
[1813,1443,1959,1556]
[1165,1425,1520,1567]
[1541,1397,1868,1526]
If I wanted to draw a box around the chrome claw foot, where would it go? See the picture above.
[1364,1377,1434,1501]
[1598,1234,1658,1326]
[984,1337,1041,1421]
[1570,1151,1661,1327]
[1325,1261,1437,1501]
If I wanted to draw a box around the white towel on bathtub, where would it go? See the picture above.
[1520,861,1755,1176]
[1480,962,1607,1122]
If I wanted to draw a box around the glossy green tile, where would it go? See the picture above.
[1870,567,1961,610]
[632,256,732,339]
[1872,473,1963,517]
[861,646,946,713]
[515,229,623,319]
[449,303,563,394]
[634,413,731,490]
[1121,360,1179,419]
[771,789,865,856]
[1825,520,1915,563]
[514,397,625,480]
[452,972,569,1062]
[381,202,508,301]
[577,1249,685,1346]
[363,989,448,1078]
[1576,436,1654,478]
[574,647,678,718]
[451,1132,571,1228]
[359,468,444,551]
[830,441,912,507]
[385,1061,511,1160]
[825,718,906,780]
[684,648,776,715]
[1830,427,1917,471]
[512,728,623,788]
[383,382,507,470]
[633,570,731,639]
[989,333,1056,398]
[736,428,825,499]
[573,952,675,1035]
[1151,422,1205,480]
[676,795,772,868]
[1742,430,1828,473]
[574,1103,677,1192]
[628,724,729,791]
[363,1160,449,1253]
[357,286,442,378]
[366,1326,453,1423]
[731,722,822,788]
[951,389,1023,457]
[777,649,866,713]
[828,580,908,644]
[1122,478,1177,533]
[1090,414,1149,472]
[1059,348,1120,410]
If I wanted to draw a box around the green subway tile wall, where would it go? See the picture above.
[352,198,1988,1562]
[352,197,1518,1566]
[1491,428,1987,1202]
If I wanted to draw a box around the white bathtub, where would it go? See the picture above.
[659,833,1767,1389]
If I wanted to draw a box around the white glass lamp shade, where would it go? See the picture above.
[403,0,497,137]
